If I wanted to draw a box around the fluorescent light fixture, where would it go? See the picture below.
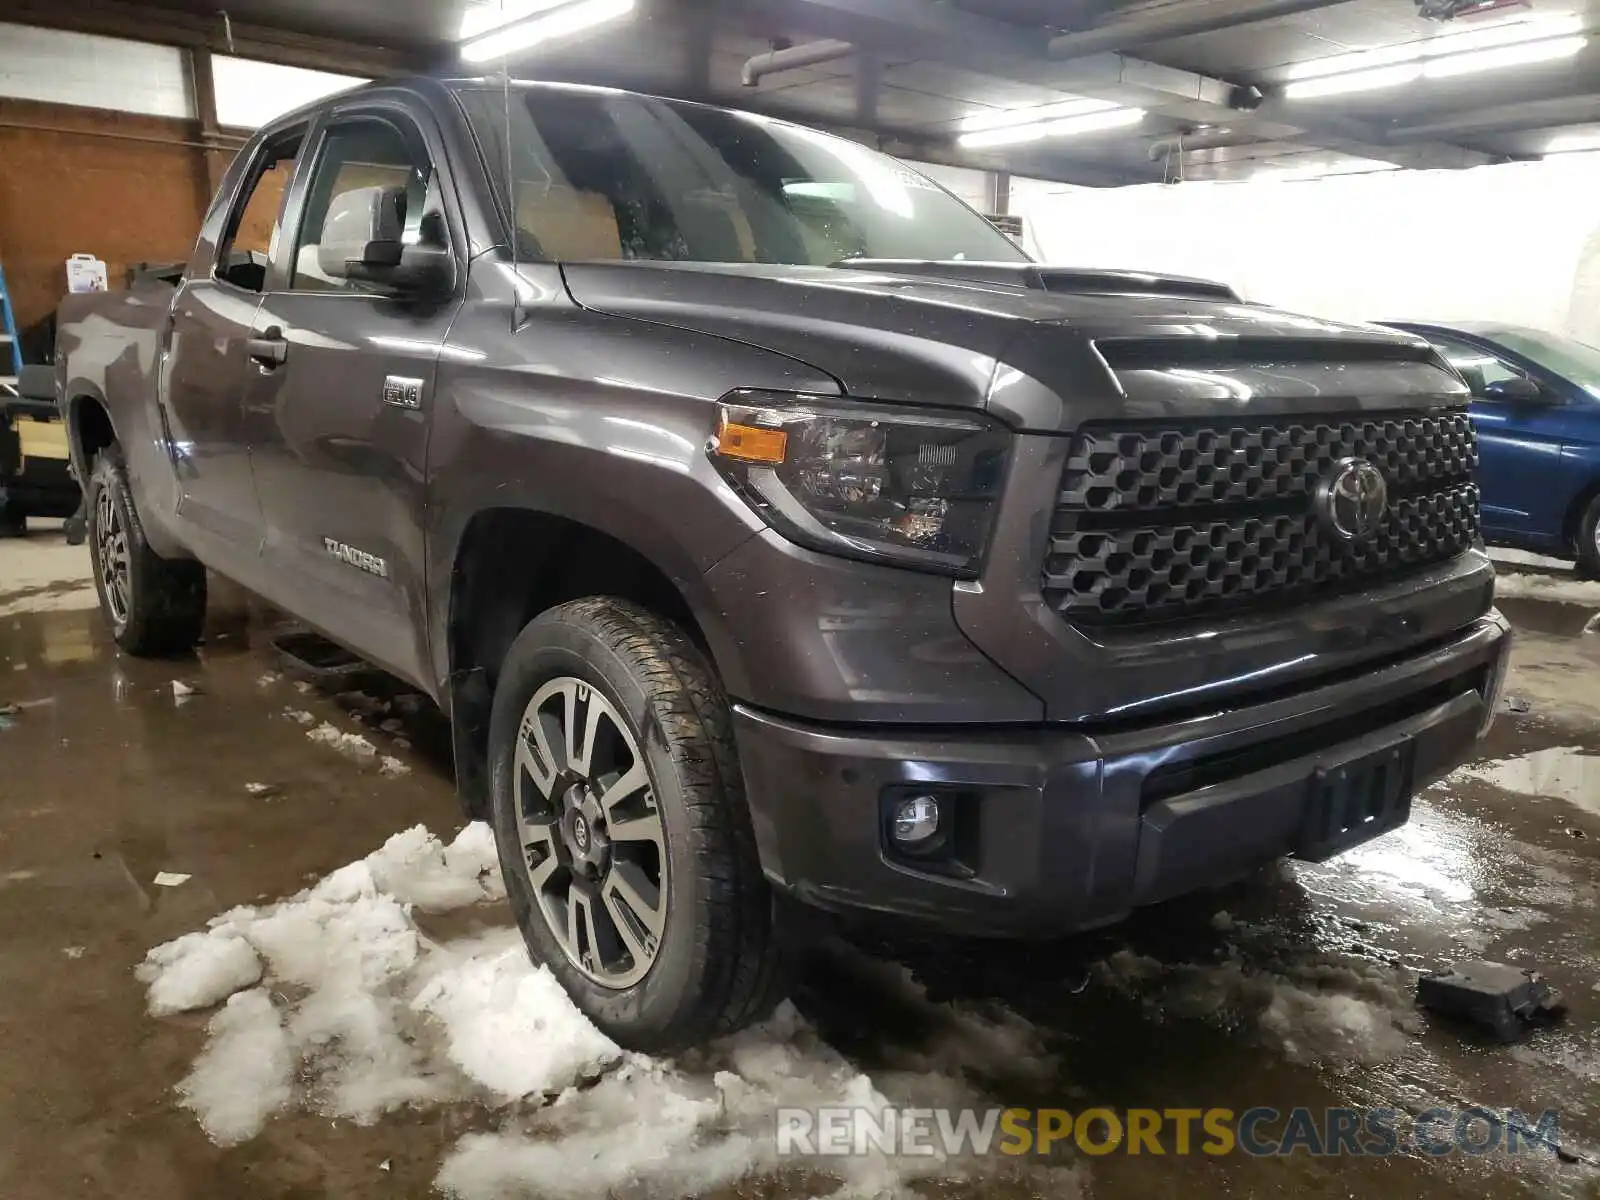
[1421,34,1586,77]
[459,0,634,62]
[958,106,1144,149]
[1546,132,1600,154]
[1288,15,1585,79]
[460,0,566,40]
[1284,63,1422,98]
[958,97,1117,134]
[1415,13,1583,54]
[1287,42,1427,81]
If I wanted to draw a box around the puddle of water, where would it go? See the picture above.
[1457,748,1600,819]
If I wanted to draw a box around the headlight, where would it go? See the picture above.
[709,390,1010,577]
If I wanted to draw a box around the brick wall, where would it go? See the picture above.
[0,99,214,342]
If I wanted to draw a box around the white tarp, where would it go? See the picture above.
[1011,154,1600,343]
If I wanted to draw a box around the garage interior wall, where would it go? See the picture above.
[1011,158,1600,344]
[0,100,213,344]
[0,26,207,343]
[0,24,363,351]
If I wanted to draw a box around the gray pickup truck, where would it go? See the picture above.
[55,77,1510,1051]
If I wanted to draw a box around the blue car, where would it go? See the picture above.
[1381,321,1600,576]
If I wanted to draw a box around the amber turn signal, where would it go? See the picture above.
[715,417,788,464]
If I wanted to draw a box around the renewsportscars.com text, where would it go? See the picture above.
[776,1106,1563,1158]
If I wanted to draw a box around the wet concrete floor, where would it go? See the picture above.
[1,525,1598,1199]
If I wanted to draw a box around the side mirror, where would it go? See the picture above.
[315,185,454,298]
[1482,377,1549,405]
[317,185,403,279]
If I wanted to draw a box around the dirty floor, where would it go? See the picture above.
[1,526,1598,1200]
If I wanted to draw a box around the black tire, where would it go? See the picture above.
[1577,494,1600,579]
[86,444,206,655]
[488,597,786,1052]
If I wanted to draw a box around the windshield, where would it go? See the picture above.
[1487,327,1600,400]
[457,85,1028,267]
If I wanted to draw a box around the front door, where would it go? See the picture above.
[243,106,462,687]
[160,126,304,559]
[1432,335,1569,541]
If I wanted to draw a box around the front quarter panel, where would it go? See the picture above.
[425,260,839,697]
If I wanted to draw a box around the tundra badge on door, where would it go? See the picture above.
[324,538,389,579]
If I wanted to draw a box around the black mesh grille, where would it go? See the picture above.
[1043,410,1479,625]
[1060,412,1477,513]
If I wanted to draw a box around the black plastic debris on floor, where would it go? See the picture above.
[1418,960,1568,1043]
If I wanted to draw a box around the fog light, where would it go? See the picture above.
[892,795,941,846]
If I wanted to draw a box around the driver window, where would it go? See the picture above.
[291,117,432,293]
[1433,337,1528,399]
[217,129,304,293]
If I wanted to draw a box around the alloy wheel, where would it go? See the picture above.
[94,487,131,629]
[512,676,668,989]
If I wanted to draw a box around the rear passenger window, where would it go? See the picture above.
[291,118,432,292]
[217,130,304,292]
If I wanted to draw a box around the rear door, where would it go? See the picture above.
[242,101,463,687]
[1430,334,1569,541]
[160,126,304,559]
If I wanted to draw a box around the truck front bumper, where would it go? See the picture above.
[733,612,1510,937]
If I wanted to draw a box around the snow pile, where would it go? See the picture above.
[307,722,378,762]
[138,931,263,1016]
[1493,572,1600,607]
[179,989,295,1145]
[1489,548,1575,572]
[137,825,509,1143]
[435,1001,1079,1200]
[365,822,501,910]
[1094,949,1419,1065]
[140,824,1077,1199]
[1455,747,1600,818]
[414,936,619,1103]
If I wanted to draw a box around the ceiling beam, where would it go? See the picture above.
[1244,97,1493,167]
[1047,0,1356,61]
[0,0,426,76]
[1387,94,1600,142]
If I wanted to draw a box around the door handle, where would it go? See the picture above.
[248,326,288,370]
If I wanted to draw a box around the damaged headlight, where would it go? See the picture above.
[709,390,1010,577]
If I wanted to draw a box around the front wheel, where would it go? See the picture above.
[487,597,785,1052]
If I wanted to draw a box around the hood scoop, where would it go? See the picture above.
[831,259,1242,302]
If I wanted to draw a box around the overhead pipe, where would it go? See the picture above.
[742,38,855,86]
[1048,0,1354,62]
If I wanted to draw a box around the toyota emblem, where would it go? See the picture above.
[1316,457,1388,543]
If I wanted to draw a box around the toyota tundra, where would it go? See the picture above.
[54,78,1509,1051]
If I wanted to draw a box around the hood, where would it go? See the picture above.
[558,260,1453,432]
